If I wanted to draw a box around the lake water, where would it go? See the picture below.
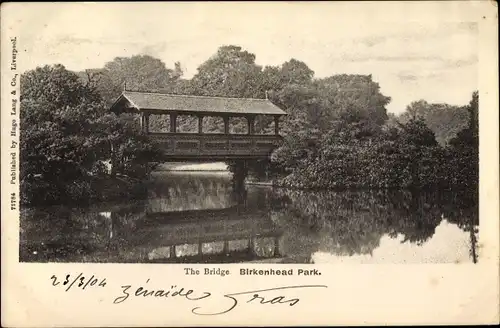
[20,171,479,264]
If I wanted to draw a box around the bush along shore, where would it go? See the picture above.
[21,174,149,207]
[272,121,478,192]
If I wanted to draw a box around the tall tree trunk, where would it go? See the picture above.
[110,141,117,177]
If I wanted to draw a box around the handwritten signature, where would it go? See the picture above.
[113,280,327,315]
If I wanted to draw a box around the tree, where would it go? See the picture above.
[190,45,265,98]
[184,46,269,133]
[467,90,479,131]
[399,100,469,146]
[20,64,161,205]
[272,74,391,177]
[447,91,479,190]
[396,118,443,189]
[21,65,106,182]
[399,118,438,147]
[401,100,431,121]
[313,75,390,126]
[79,55,181,107]
[261,59,314,92]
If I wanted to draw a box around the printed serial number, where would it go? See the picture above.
[50,273,107,291]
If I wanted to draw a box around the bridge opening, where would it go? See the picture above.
[202,116,225,134]
[255,115,275,135]
[177,115,198,133]
[149,114,170,133]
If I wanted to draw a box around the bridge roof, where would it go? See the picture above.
[111,91,287,116]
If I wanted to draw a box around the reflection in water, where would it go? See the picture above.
[20,172,479,264]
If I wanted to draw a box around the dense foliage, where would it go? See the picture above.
[275,92,478,191]
[399,100,470,146]
[21,45,479,205]
[21,65,162,205]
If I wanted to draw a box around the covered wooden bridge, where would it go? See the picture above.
[110,91,287,161]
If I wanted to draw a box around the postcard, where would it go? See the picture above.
[1,1,498,326]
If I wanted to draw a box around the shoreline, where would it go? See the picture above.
[155,162,228,172]
[21,169,476,207]
[156,169,229,173]
[246,181,274,186]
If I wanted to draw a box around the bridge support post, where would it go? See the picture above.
[274,236,281,257]
[248,237,255,255]
[197,115,203,133]
[247,116,255,135]
[144,113,150,133]
[170,113,177,133]
[232,160,248,191]
[223,116,229,134]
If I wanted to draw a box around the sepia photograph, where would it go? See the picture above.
[14,3,482,265]
[2,2,498,327]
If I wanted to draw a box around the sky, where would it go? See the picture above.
[9,2,480,114]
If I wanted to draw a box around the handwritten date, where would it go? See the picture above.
[50,273,107,292]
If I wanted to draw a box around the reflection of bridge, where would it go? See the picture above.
[130,206,284,263]
[110,91,287,161]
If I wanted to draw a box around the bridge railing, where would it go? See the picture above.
[148,133,283,159]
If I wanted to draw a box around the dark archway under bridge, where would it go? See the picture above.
[109,91,288,188]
